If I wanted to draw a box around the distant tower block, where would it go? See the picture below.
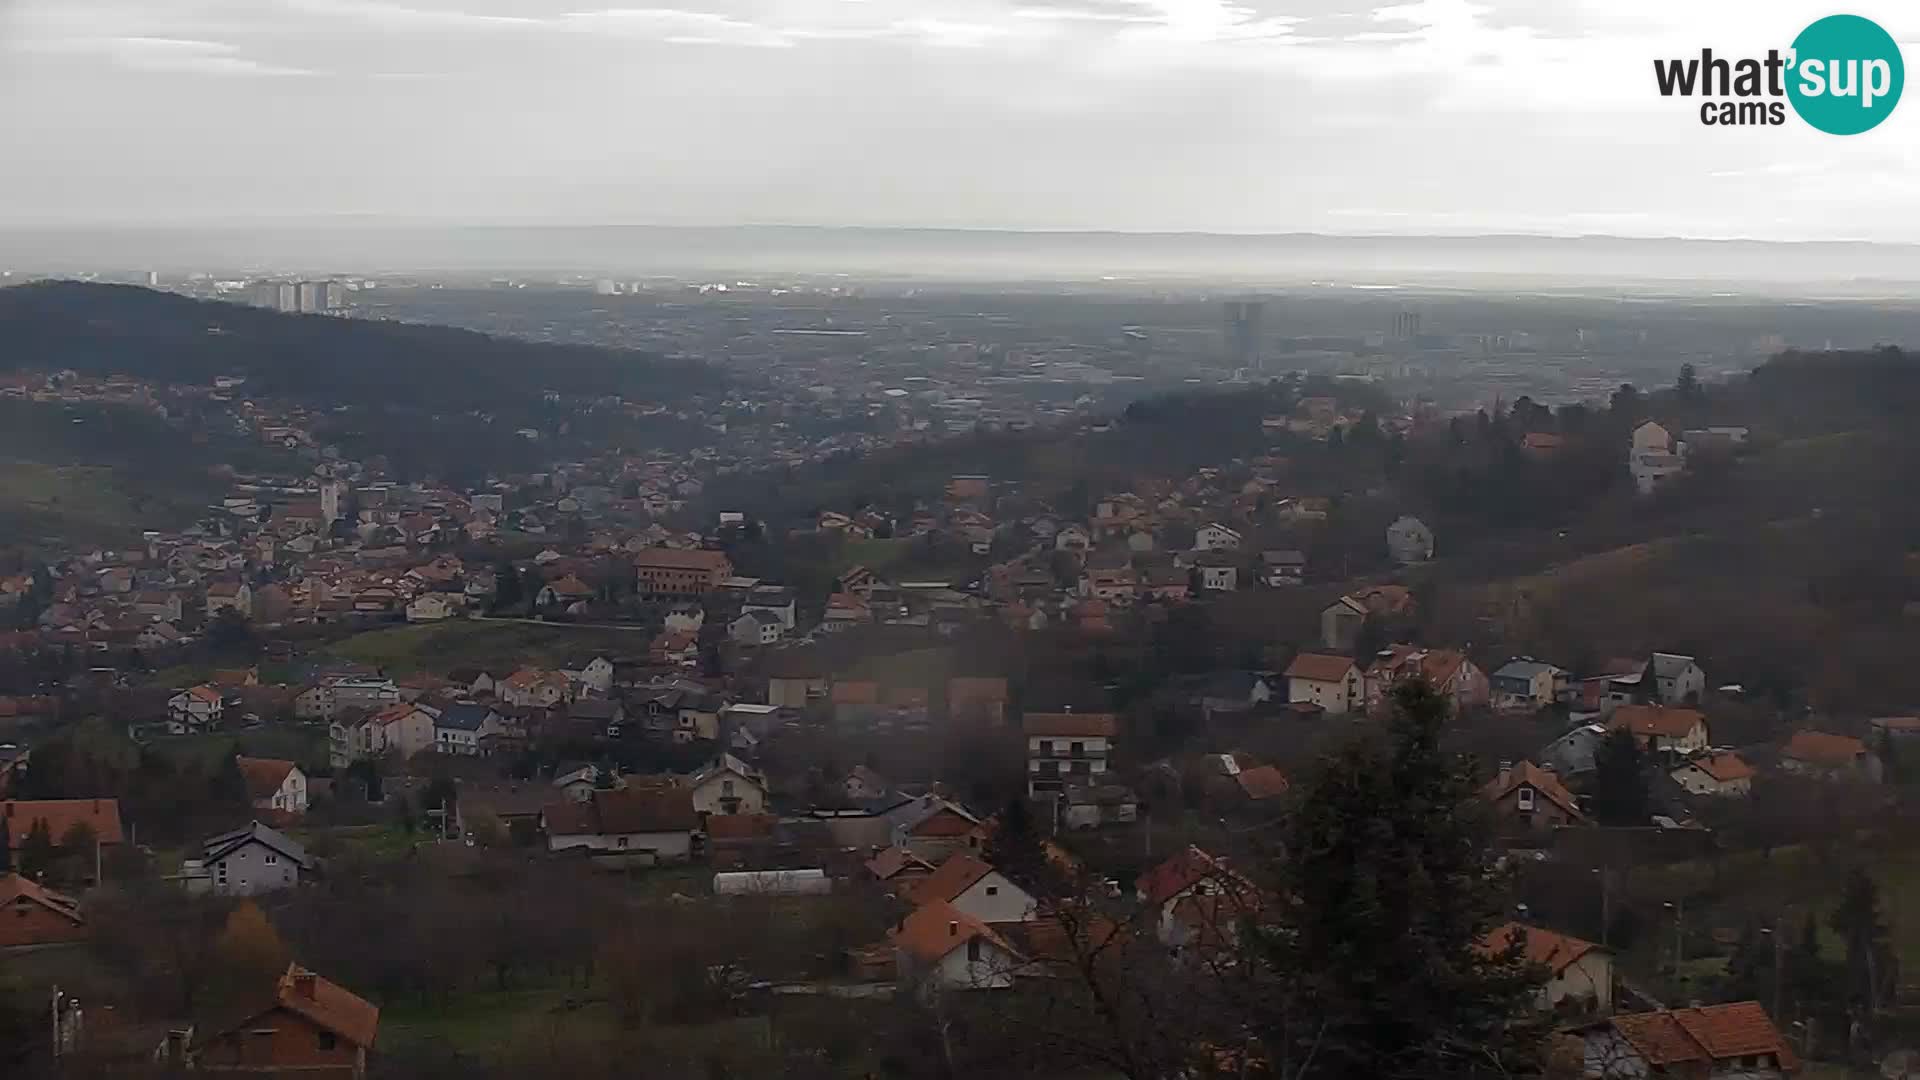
[1393,311,1422,341]
[1223,299,1265,372]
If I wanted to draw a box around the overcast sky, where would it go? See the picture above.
[3,0,1919,238]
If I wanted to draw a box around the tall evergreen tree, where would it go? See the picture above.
[1830,866,1895,1013]
[18,819,54,881]
[1259,680,1547,1079]
[1590,730,1651,826]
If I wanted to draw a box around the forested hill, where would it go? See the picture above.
[0,281,727,410]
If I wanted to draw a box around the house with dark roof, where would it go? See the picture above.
[883,794,983,863]
[191,964,379,1079]
[434,702,504,756]
[1491,658,1568,710]
[1572,1001,1797,1079]
[1480,761,1585,831]
[190,821,315,896]
[542,787,699,862]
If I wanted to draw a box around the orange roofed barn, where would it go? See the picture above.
[192,964,380,1079]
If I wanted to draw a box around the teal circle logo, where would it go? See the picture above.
[1787,14,1903,134]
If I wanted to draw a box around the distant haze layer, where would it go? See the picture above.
[4,226,1920,292]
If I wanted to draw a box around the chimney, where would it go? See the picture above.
[292,971,316,1000]
[948,921,959,937]
[165,1029,190,1064]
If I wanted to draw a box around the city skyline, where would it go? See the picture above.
[4,1,1920,240]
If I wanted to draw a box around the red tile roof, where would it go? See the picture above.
[1023,712,1117,738]
[705,813,777,841]
[1611,705,1707,740]
[1479,922,1601,975]
[867,846,934,881]
[1,799,125,846]
[1233,765,1291,801]
[890,899,1022,966]
[1136,845,1237,909]
[221,964,379,1051]
[633,548,731,572]
[1684,752,1756,784]
[0,872,84,940]
[1610,1002,1797,1072]
[1480,761,1584,819]
[235,757,298,803]
[1285,653,1357,683]
[914,852,997,905]
[1783,730,1867,767]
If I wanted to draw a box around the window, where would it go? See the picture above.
[722,779,735,796]
[1039,740,1054,755]
[985,885,998,896]
[264,854,278,866]
[966,938,982,962]
[1070,741,1084,756]
[318,1032,337,1052]
[616,837,629,849]
[1516,787,1536,811]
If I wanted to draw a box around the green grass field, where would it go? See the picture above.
[145,726,329,771]
[321,620,649,675]
[0,459,159,543]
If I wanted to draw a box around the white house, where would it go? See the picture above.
[730,610,784,646]
[1197,563,1239,592]
[1024,712,1116,798]
[500,668,569,709]
[169,685,225,730]
[1630,421,1687,495]
[236,757,308,815]
[435,703,504,756]
[1648,653,1706,705]
[190,822,315,897]
[1670,752,1755,796]
[913,852,1039,924]
[1610,705,1709,756]
[405,594,459,622]
[561,656,615,696]
[1481,923,1613,1015]
[1284,653,1362,716]
[892,900,1026,992]
[1193,523,1242,552]
[685,753,768,816]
